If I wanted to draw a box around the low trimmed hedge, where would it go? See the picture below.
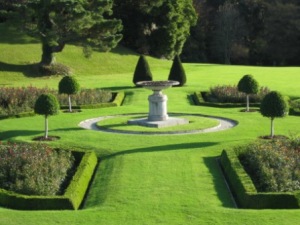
[192,92,260,108]
[220,149,300,209]
[0,150,97,210]
[64,151,98,209]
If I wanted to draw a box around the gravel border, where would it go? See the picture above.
[78,113,238,135]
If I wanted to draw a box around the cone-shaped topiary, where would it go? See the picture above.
[168,55,186,87]
[58,75,80,112]
[237,74,259,112]
[260,91,289,138]
[133,55,153,86]
[34,93,60,139]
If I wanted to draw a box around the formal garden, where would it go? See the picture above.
[1,21,300,225]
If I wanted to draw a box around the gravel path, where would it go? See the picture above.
[78,114,238,135]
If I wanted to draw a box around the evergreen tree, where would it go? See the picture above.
[58,76,80,112]
[34,93,60,139]
[18,0,122,70]
[114,0,197,59]
[237,74,259,112]
[133,55,153,86]
[168,55,186,86]
[260,91,289,138]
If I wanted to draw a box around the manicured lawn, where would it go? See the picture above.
[0,22,300,225]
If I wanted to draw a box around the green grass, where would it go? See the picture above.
[1,22,300,225]
[96,114,219,133]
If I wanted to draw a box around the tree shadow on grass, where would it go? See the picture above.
[0,61,49,78]
[103,142,218,159]
[0,130,41,141]
[203,156,237,208]
[0,127,82,141]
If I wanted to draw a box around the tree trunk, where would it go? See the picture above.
[246,94,249,112]
[270,118,274,138]
[44,116,48,139]
[68,95,72,112]
[40,43,55,66]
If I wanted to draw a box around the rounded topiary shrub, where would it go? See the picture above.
[237,74,259,111]
[58,75,80,112]
[168,55,186,87]
[260,91,289,138]
[34,93,60,139]
[59,76,80,96]
[133,55,153,86]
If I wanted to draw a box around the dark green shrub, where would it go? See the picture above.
[59,76,80,112]
[237,75,259,111]
[133,55,153,86]
[34,93,60,138]
[168,55,186,86]
[0,142,74,196]
[260,91,289,138]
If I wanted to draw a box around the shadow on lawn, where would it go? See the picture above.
[103,142,218,159]
[0,130,41,140]
[0,61,46,78]
[203,157,236,208]
[0,127,82,141]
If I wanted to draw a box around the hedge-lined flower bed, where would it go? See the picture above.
[208,85,270,103]
[192,85,270,108]
[0,142,74,196]
[0,86,112,116]
[0,143,98,210]
[220,138,300,209]
[237,138,300,192]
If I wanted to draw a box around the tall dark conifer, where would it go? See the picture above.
[168,55,186,86]
[133,55,153,86]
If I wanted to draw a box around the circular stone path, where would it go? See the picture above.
[78,113,238,135]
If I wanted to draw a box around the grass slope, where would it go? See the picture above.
[0,22,300,225]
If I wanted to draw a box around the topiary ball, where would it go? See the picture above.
[260,91,289,118]
[34,93,60,117]
[58,75,80,95]
[237,74,259,94]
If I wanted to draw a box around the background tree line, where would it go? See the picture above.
[181,0,300,66]
[0,0,299,66]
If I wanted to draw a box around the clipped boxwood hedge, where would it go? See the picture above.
[220,149,300,209]
[192,92,260,108]
[0,150,97,210]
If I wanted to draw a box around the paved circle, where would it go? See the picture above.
[78,113,238,135]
